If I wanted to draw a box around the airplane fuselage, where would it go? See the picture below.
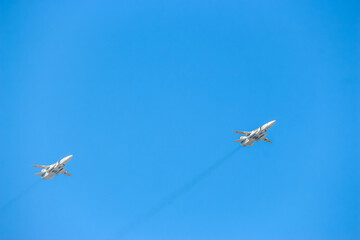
[33,155,73,180]
[235,120,276,147]
[40,164,66,179]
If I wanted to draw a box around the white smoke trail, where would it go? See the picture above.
[117,146,241,238]
[0,179,41,215]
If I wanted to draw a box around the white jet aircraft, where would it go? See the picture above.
[33,155,73,180]
[234,120,276,147]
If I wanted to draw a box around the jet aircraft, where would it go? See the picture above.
[33,155,73,180]
[234,120,276,147]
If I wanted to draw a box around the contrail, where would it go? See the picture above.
[0,179,41,215]
[118,146,241,238]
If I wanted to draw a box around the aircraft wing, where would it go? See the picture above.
[233,131,251,136]
[32,165,48,169]
[262,138,272,143]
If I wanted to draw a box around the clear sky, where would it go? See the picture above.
[0,1,359,240]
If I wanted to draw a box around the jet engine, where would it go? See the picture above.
[239,136,248,145]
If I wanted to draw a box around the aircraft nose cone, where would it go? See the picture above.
[61,155,73,164]
[270,120,276,126]
[265,120,276,129]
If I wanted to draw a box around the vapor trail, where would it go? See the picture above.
[0,180,41,214]
[118,146,241,238]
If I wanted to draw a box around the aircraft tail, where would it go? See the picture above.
[63,171,72,176]
[262,137,272,143]
[34,172,43,176]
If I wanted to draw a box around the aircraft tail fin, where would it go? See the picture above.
[262,137,272,143]
[63,171,72,176]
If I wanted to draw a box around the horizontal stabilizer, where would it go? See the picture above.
[63,171,72,176]
[32,165,48,169]
[233,131,251,136]
[234,139,242,143]
[34,172,43,176]
[262,137,272,143]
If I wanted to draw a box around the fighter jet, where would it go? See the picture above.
[33,155,73,180]
[234,120,276,147]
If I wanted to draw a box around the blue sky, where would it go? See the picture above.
[0,1,359,239]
